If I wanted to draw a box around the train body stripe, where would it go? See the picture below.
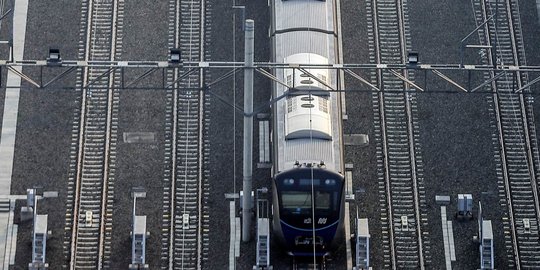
[280,219,339,232]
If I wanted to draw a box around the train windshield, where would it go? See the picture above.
[281,190,334,213]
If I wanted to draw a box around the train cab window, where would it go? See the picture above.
[282,191,312,214]
[281,190,335,214]
[315,191,330,210]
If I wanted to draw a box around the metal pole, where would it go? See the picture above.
[242,19,254,242]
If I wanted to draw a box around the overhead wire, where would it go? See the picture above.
[304,0,318,267]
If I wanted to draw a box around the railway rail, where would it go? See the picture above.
[473,0,540,268]
[62,0,124,268]
[160,0,210,269]
[366,0,429,268]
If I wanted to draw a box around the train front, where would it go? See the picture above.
[272,167,345,256]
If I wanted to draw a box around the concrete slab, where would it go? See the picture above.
[0,0,28,195]
[123,132,156,143]
[343,134,369,146]
[0,212,8,269]
[436,195,451,205]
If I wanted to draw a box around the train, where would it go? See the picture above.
[269,0,345,257]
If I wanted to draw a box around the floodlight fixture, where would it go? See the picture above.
[169,48,182,65]
[407,51,419,65]
[47,48,62,66]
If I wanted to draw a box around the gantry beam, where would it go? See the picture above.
[1,59,539,95]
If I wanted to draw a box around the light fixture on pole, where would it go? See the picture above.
[47,48,61,66]
[168,48,182,65]
[407,51,418,66]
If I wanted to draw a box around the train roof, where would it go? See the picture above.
[272,0,336,59]
[272,0,343,173]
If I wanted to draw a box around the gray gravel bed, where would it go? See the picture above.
[11,0,80,269]
[409,0,528,268]
[106,0,169,268]
[340,0,383,267]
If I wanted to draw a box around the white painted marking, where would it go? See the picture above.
[344,202,352,268]
[229,201,236,270]
[344,166,353,269]
[8,225,16,265]
[447,220,456,261]
[440,206,452,270]
[258,121,270,163]
[0,0,28,195]
[537,0,540,26]
[235,217,240,258]
[0,195,26,200]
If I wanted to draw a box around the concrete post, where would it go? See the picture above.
[242,19,254,242]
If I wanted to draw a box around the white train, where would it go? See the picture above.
[269,0,345,257]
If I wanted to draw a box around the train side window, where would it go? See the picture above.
[318,96,328,113]
[287,97,297,113]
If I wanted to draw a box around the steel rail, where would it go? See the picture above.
[500,0,540,267]
[504,0,540,242]
[97,0,121,267]
[68,0,93,266]
[370,0,426,268]
[476,1,520,267]
[369,0,397,268]
[163,0,208,269]
[196,0,207,267]
[475,0,540,268]
[66,0,122,268]
[165,0,179,267]
[396,0,426,267]
[503,0,540,231]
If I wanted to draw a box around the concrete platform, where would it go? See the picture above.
[0,199,17,270]
[0,0,28,195]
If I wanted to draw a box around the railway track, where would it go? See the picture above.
[473,0,540,268]
[366,0,429,268]
[160,0,210,269]
[62,0,124,268]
